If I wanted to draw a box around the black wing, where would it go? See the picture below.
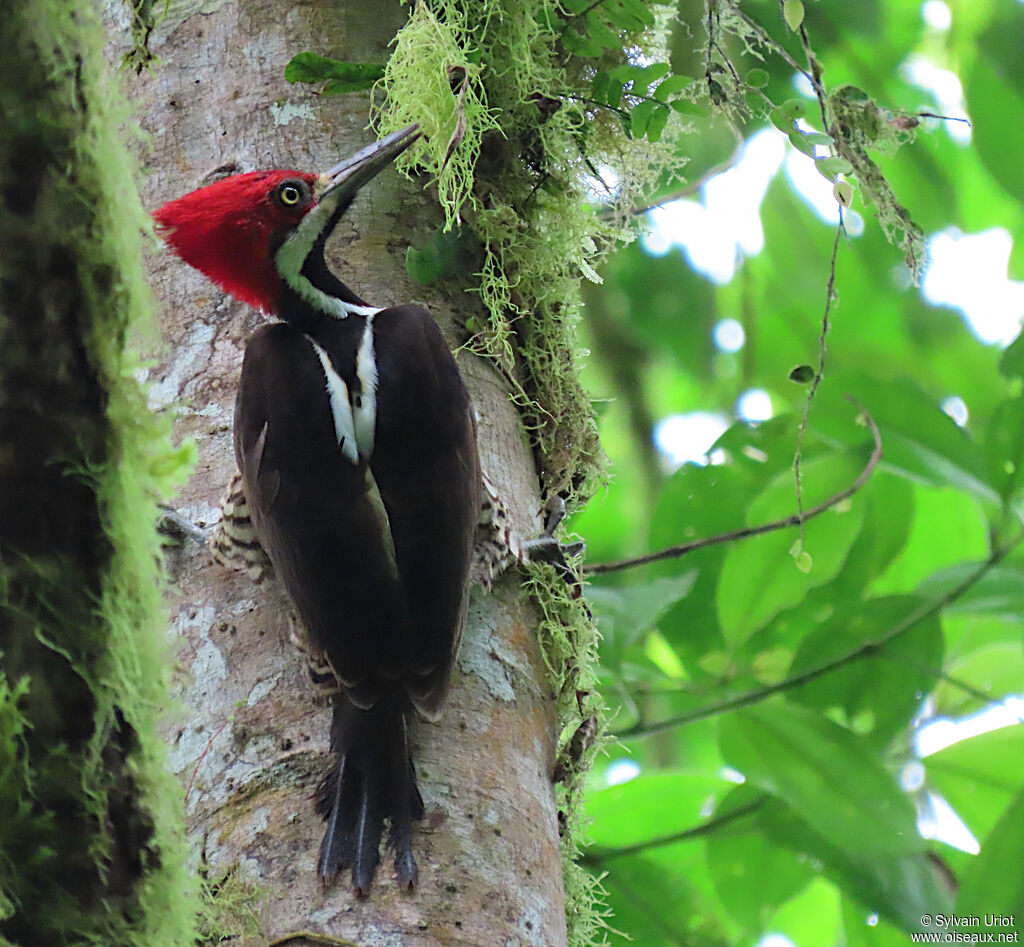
[234,308,479,716]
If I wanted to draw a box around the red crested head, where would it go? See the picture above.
[155,126,420,317]
[154,170,319,313]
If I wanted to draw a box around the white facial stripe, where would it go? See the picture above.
[274,194,382,319]
[353,315,378,456]
[306,337,359,465]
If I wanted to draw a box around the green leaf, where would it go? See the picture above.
[585,770,733,848]
[769,877,843,946]
[653,74,695,101]
[651,460,775,662]
[787,129,818,157]
[405,227,480,285]
[585,12,621,50]
[917,562,1024,619]
[706,818,814,931]
[719,703,923,856]
[957,788,1024,926]
[787,596,942,744]
[670,99,709,117]
[816,155,854,177]
[926,727,1024,847]
[606,78,625,109]
[871,485,988,596]
[770,98,807,131]
[608,0,656,30]
[322,76,377,95]
[284,52,383,93]
[632,62,670,98]
[932,642,1024,717]
[645,104,669,142]
[789,364,815,384]
[814,379,1001,505]
[967,41,1024,203]
[588,571,696,661]
[609,63,646,85]
[746,68,770,89]
[842,898,908,947]
[760,801,953,930]
[591,70,611,104]
[998,332,1024,379]
[598,846,728,947]
[783,0,805,32]
[562,26,603,57]
[717,452,866,646]
[630,99,658,138]
[984,394,1024,501]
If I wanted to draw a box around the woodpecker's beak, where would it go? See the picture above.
[319,124,420,202]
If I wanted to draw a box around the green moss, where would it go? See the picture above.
[376,3,686,941]
[196,866,264,944]
[0,0,198,942]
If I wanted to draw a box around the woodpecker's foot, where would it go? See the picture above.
[519,495,586,587]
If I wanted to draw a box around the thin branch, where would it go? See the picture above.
[793,215,844,549]
[610,133,745,218]
[874,650,1024,724]
[585,398,881,576]
[562,92,629,118]
[619,638,1024,722]
[582,796,767,863]
[613,534,1024,739]
[559,0,610,33]
[732,7,813,84]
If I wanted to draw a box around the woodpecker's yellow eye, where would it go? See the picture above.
[276,181,305,207]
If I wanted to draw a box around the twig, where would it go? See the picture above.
[731,7,813,85]
[562,93,629,118]
[585,397,881,576]
[613,533,1024,739]
[619,632,1024,721]
[559,0,610,33]
[874,651,1024,723]
[793,216,844,549]
[582,796,767,862]
[609,133,745,218]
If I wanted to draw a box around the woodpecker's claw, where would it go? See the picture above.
[519,495,585,585]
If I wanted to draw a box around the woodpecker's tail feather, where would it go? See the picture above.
[315,692,424,895]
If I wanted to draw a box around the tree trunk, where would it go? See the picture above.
[0,2,195,944]
[113,1,569,942]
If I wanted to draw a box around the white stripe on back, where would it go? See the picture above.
[306,337,359,465]
[353,315,378,456]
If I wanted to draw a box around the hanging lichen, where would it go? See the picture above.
[374,2,688,942]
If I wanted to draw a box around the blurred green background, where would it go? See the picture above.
[573,1,1024,943]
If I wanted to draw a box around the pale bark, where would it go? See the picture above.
[111,0,568,943]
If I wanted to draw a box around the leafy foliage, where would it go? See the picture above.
[284,52,384,94]
[569,0,1024,944]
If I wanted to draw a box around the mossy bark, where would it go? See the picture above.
[115,0,570,943]
[0,1,196,944]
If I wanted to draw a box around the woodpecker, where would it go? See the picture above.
[155,126,483,894]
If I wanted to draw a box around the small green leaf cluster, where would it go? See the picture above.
[284,51,384,95]
[589,64,699,142]
[560,0,656,57]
